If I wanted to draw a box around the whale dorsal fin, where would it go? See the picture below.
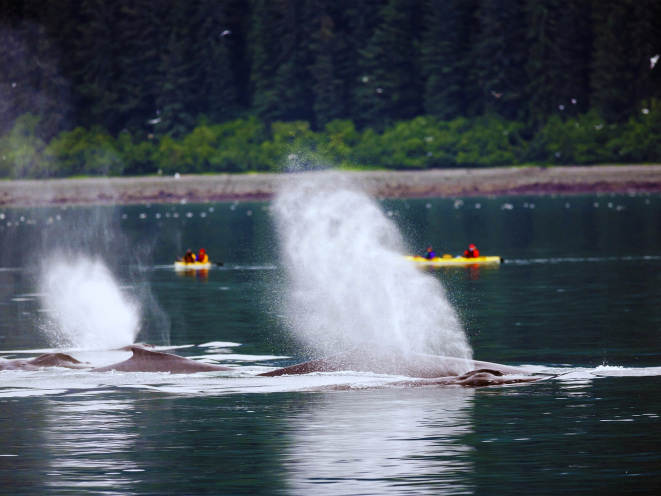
[129,347,190,363]
[31,353,84,366]
[130,347,169,359]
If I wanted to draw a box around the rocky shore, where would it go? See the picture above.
[0,165,660,207]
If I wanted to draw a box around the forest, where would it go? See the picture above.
[0,0,660,177]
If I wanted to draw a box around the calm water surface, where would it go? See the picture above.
[0,192,660,494]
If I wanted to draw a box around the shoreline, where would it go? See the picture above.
[0,165,660,207]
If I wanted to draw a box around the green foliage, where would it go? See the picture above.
[5,0,660,179]
[265,119,363,169]
[317,120,361,165]
[46,126,124,176]
[0,115,50,178]
[152,117,267,173]
[260,121,318,169]
[4,107,661,179]
[116,133,158,176]
[349,115,527,169]
[455,116,527,166]
[606,101,661,163]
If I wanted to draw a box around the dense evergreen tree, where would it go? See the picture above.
[551,1,593,115]
[422,0,479,119]
[1,0,661,146]
[591,0,661,122]
[72,0,124,130]
[340,0,385,125]
[154,2,196,138]
[476,0,529,120]
[250,0,312,125]
[249,0,279,123]
[525,0,592,121]
[222,0,252,109]
[113,0,165,133]
[354,0,424,129]
[305,0,340,128]
[0,0,21,20]
[190,0,238,124]
[0,23,70,138]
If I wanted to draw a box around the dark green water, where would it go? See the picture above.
[0,192,660,494]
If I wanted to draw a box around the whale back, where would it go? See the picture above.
[0,352,90,371]
[93,347,233,373]
[260,343,525,378]
[29,353,91,369]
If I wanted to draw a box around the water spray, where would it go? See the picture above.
[39,256,140,349]
[273,173,472,359]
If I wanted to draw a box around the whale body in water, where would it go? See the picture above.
[259,343,524,378]
[0,353,92,371]
[92,347,234,373]
[258,344,538,387]
[0,344,541,386]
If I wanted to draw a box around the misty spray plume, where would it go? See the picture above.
[0,25,169,350]
[40,256,140,349]
[30,206,171,349]
[273,172,472,359]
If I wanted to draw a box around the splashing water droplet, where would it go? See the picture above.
[273,173,471,359]
[40,257,140,349]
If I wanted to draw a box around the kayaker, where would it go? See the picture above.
[182,249,197,263]
[197,248,209,264]
[464,244,480,258]
[424,246,436,260]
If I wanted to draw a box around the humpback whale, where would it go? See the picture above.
[0,353,92,371]
[1,345,541,386]
[92,347,234,373]
[258,344,539,387]
[259,343,524,378]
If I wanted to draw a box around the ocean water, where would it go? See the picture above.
[0,192,660,494]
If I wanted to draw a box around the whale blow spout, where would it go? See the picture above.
[273,173,472,359]
[40,257,141,350]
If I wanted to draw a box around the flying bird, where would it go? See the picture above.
[221,30,231,37]
[651,54,659,69]
[491,91,502,99]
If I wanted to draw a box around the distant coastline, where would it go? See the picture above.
[0,165,660,207]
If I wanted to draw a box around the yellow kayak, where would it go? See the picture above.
[174,261,213,270]
[405,255,503,266]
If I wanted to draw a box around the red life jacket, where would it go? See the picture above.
[464,248,480,258]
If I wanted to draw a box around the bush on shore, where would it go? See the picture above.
[1,106,660,179]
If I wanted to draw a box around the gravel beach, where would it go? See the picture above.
[0,165,660,207]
